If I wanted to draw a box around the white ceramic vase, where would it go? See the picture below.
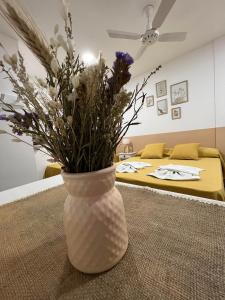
[62,165,128,274]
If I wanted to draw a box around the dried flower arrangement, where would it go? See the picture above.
[0,0,160,173]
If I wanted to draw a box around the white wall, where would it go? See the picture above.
[0,33,16,94]
[125,35,225,137]
[34,150,49,179]
[0,33,39,191]
[18,41,46,78]
[214,35,225,128]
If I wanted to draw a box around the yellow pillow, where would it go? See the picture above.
[136,149,144,156]
[114,154,120,162]
[137,147,171,157]
[141,143,165,159]
[170,143,200,160]
[164,148,173,157]
[199,147,220,158]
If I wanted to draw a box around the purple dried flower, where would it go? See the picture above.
[115,51,134,66]
[124,53,134,65]
[0,113,8,121]
[115,51,124,59]
[12,127,23,136]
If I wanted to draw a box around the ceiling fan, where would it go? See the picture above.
[107,0,187,60]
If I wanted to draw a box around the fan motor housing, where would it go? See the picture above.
[141,29,159,45]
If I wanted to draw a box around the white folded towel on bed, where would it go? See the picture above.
[147,164,204,181]
[116,162,151,173]
[158,164,204,175]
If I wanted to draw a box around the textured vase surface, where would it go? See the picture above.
[62,165,128,274]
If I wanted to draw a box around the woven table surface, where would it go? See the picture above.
[0,185,225,299]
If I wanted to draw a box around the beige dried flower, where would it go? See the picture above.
[67,115,73,125]
[0,0,159,174]
[54,117,64,129]
[49,86,57,98]
[50,57,59,75]
[71,75,79,89]
[67,38,74,58]
[67,92,76,102]
[48,100,57,109]
[56,102,62,109]
[50,37,57,48]
[57,35,68,52]
[36,78,47,88]
[0,0,53,74]
[23,81,34,93]
[11,54,17,65]
[60,0,70,21]
[3,54,11,64]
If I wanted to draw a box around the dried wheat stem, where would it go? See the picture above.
[0,0,53,75]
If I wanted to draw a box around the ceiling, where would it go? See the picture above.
[1,0,225,78]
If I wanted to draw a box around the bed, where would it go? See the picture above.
[44,147,225,201]
[44,162,62,178]
[116,156,225,201]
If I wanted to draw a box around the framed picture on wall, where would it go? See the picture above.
[170,80,188,105]
[156,80,167,98]
[171,107,181,120]
[157,99,168,116]
[146,95,154,107]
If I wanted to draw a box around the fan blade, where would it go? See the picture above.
[135,44,148,60]
[152,0,176,29]
[107,29,141,40]
[158,32,187,42]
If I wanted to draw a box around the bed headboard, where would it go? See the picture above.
[117,127,225,154]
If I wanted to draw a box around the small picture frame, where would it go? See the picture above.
[146,95,154,107]
[157,99,168,116]
[171,107,181,120]
[156,80,167,98]
[170,80,188,105]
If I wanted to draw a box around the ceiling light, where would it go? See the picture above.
[81,52,96,65]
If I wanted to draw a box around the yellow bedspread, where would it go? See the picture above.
[116,157,225,201]
[44,163,62,178]
[44,156,225,200]
[44,155,120,179]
